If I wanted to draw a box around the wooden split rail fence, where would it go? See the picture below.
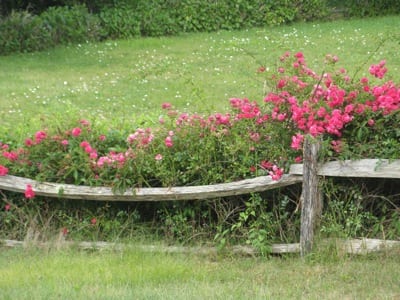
[1,143,400,255]
[2,158,399,201]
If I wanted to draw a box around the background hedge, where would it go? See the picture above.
[0,0,398,55]
[0,0,327,55]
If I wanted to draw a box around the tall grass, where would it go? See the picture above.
[0,16,399,132]
[0,246,400,299]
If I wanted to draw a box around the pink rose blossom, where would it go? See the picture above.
[0,165,8,176]
[249,132,261,142]
[3,151,18,162]
[34,131,47,143]
[291,133,304,150]
[71,127,82,137]
[260,160,273,170]
[269,165,284,181]
[25,138,34,147]
[84,145,93,153]
[331,140,342,153]
[80,141,90,148]
[257,66,266,73]
[165,136,173,148]
[162,102,172,109]
[294,156,303,163]
[80,119,90,126]
[25,184,35,199]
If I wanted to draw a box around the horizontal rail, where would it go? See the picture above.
[0,174,302,201]
[1,159,398,201]
[3,238,399,255]
[289,159,400,178]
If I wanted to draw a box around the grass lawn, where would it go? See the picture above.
[1,245,400,299]
[0,15,399,133]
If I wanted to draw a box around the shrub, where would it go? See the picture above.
[0,5,102,55]
[0,11,51,55]
[294,0,329,21]
[0,0,331,55]
[98,5,141,39]
[135,0,180,36]
[337,0,400,17]
[172,0,230,32]
[169,0,319,32]
[0,0,86,15]
[40,5,102,45]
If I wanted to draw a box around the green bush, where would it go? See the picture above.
[348,0,400,17]
[0,5,102,55]
[0,11,51,55]
[0,0,330,55]
[135,0,180,36]
[98,5,141,39]
[294,0,329,21]
[172,0,230,32]
[40,5,102,45]
[169,0,314,33]
[329,0,400,17]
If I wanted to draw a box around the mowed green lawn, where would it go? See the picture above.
[0,15,399,132]
[0,245,400,299]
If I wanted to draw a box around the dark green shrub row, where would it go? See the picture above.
[348,0,400,17]
[0,11,51,54]
[328,0,400,17]
[0,0,328,55]
[40,5,102,45]
[98,0,329,37]
[0,5,101,55]
[2,0,397,56]
[0,0,111,16]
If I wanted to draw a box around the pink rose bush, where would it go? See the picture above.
[261,52,399,159]
[0,52,399,193]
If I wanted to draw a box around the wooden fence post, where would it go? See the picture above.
[300,137,322,256]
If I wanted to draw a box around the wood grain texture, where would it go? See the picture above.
[2,239,398,255]
[290,159,400,178]
[0,174,302,201]
[300,139,322,256]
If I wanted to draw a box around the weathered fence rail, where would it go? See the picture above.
[2,238,400,255]
[1,160,398,201]
[0,174,302,201]
[290,159,400,178]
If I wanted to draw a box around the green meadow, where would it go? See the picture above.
[1,15,399,133]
